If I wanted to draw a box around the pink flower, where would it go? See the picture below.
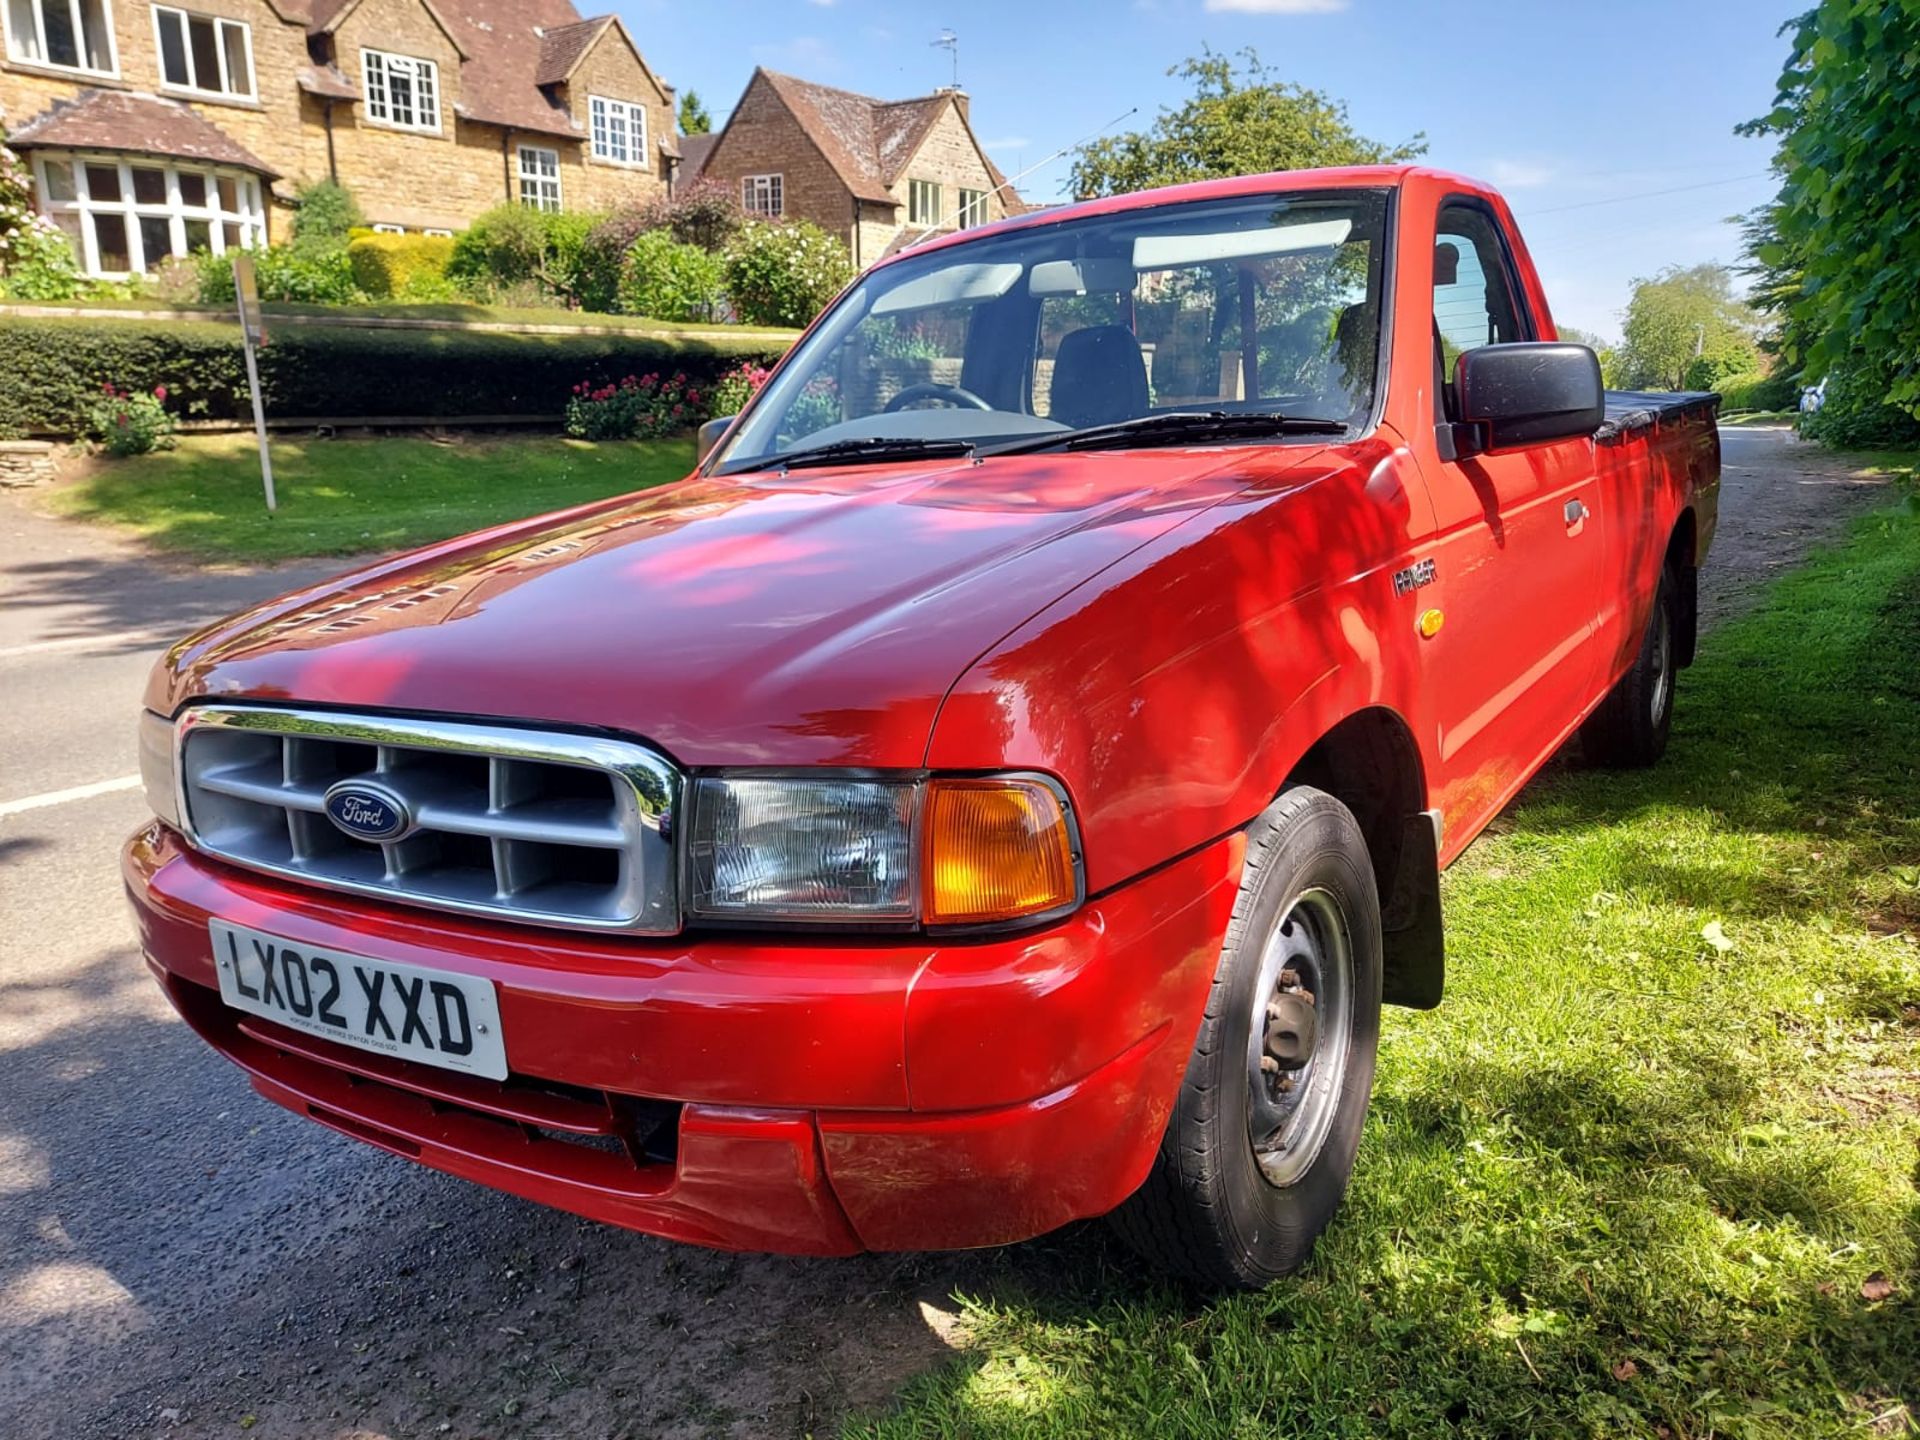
[154,384,168,401]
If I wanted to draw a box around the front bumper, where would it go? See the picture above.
[126,825,1243,1254]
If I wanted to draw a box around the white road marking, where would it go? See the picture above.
[0,775,142,817]
[0,631,174,661]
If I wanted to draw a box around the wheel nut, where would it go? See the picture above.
[1264,992,1319,1069]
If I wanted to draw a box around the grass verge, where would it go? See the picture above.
[851,489,1920,1438]
[41,432,692,563]
[1722,409,1801,427]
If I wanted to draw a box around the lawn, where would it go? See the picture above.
[42,432,694,563]
[851,484,1920,1437]
[1723,410,1802,427]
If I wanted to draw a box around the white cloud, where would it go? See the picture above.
[1203,0,1347,13]
[1489,159,1556,190]
[983,136,1032,152]
[807,0,837,7]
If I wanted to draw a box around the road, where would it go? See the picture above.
[0,427,1900,1440]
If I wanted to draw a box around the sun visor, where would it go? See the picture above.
[871,262,1024,314]
[1133,217,1354,270]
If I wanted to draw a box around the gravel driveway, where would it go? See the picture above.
[0,426,1903,1440]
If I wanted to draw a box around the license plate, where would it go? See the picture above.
[210,920,508,1081]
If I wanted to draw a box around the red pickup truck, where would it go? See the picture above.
[127,165,1719,1289]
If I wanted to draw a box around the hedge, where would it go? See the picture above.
[1717,370,1801,413]
[346,232,455,299]
[0,314,790,435]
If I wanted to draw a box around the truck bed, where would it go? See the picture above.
[1596,390,1721,444]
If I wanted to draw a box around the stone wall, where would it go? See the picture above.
[886,105,1008,233]
[0,440,58,487]
[559,28,672,210]
[2,0,673,246]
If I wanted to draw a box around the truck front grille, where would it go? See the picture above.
[176,706,681,933]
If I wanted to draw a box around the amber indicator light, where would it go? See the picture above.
[923,778,1077,925]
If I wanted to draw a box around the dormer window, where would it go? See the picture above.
[588,96,646,167]
[362,48,440,133]
[6,0,118,75]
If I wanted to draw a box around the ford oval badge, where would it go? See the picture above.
[323,779,415,843]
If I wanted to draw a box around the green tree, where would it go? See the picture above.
[290,179,365,256]
[1615,264,1759,392]
[1068,48,1424,199]
[1742,0,1920,418]
[678,91,712,136]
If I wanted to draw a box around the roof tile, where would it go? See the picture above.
[9,90,279,176]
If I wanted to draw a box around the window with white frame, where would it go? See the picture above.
[6,0,117,74]
[361,48,439,132]
[908,178,941,227]
[153,5,253,99]
[588,96,646,166]
[31,151,266,276]
[956,187,987,229]
[517,145,560,212]
[370,223,404,234]
[741,174,782,218]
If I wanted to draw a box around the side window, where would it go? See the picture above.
[1434,203,1533,396]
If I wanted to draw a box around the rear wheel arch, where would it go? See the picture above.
[1280,707,1444,1009]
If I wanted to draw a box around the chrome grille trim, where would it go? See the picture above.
[176,706,681,934]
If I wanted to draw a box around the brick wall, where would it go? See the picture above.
[701,76,856,248]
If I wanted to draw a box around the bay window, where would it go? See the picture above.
[6,0,117,74]
[32,151,266,276]
[153,5,254,100]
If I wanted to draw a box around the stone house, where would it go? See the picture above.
[1,0,677,275]
[683,68,1021,270]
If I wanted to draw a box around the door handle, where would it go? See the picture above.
[1564,498,1589,526]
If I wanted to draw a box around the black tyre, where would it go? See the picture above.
[1582,563,1679,768]
[1110,786,1383,1290]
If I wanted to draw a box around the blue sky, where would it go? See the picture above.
[613,0,1800,341]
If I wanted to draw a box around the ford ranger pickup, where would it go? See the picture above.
[127,165,1720,1289]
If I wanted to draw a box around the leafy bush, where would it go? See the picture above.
[290,180,364,255]
[577,187,747,315]
[0,314,787,434]
[539,210,601,309]
[564,370,704,439]
[88,381,176,455]
[447,204,549,291]
[0,218,87,300]
[347,233,456,299]
[723,220,853,329]
[1717,370,1801,413]
[617,231,725,322]
[708,359,772,418]
[1799,360,1920,449]
[193,245,361,305]
[1682,348,1760,393]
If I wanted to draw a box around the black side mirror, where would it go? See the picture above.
[1442,342,1603,459]
[696,415,736,465]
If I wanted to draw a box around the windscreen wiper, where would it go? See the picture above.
[992,410,1348,456]
[727,437,976,474]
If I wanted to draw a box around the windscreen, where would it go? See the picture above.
[711,189,1391,470]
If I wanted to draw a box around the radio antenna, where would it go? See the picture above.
[931,30,959,89]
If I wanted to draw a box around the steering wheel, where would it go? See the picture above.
[882,382,993,413]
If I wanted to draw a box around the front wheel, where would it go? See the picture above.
[1110,786,1383,1290]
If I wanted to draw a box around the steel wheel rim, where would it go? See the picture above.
[1649,600,1673,725]
[1245,886,1353,1188]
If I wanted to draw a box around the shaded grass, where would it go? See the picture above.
[41,432,693,562]
[850,491,1920,1437]
[1721,410,1800,426]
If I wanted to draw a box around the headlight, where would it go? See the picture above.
[687,773,1081,928]
[138,710,182,828]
